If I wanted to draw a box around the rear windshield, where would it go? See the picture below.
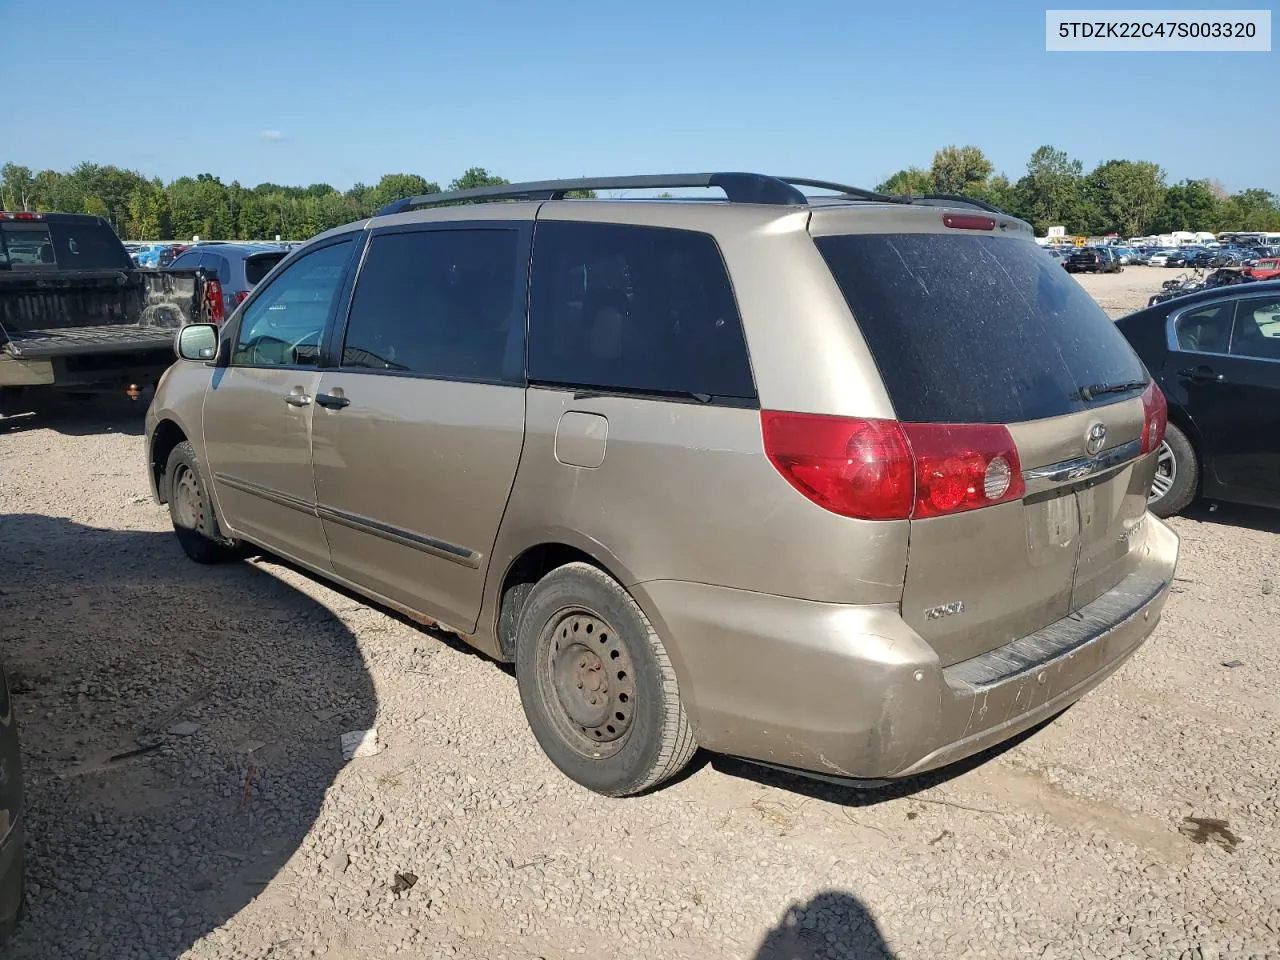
[245,252,287,285]
[814,233,1148,423]
[0,219,131,271]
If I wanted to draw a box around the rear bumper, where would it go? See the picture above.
[637,514,1178,781]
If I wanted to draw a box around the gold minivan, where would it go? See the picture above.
[145,174,1179,796]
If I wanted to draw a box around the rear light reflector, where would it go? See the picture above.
[1140,381,1167,453]
[943,213,995,230]
[901,422,1025,519]
[760,412,1025,521]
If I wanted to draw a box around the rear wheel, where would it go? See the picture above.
[1148,423,1198,518]
[166,441,238,564]
[514,562,696,797]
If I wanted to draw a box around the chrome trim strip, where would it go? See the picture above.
[316,505,481,569]
[214,473,316,515]
[1022,438,1144,495]
[213,474,480,569]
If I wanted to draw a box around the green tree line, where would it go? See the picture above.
[877,144,1280,237]
[2,150,1278,241]
[0,163,520,241]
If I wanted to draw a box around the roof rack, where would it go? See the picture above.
[904,193,1004,214]
[378,173,816,215]
[374,173,1009,217]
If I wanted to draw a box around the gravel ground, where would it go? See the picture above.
[1,269,1277,960]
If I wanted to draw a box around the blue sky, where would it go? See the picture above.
[4,0,1275,193]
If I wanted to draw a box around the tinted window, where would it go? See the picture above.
[168,250,202,270]
[341,228,521,382]
[1230,297,1280,361]
[0,223,55,267]
[814,233,1147,423]
[245,252,286,286]
[232,238,354,367]
[1175,302,1234,354]
[528,221,755,402]
[47,219,132,270]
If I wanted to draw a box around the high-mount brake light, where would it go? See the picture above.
[942,213,995,230]
[760,412,1025,521]
[1139,381,1168,454]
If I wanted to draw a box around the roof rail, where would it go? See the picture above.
[905,193,1005,215]
[379,173,814,215]
[373,174,1011,218]
[775,177,908,205]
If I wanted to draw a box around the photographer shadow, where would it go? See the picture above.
[754,890,896,960]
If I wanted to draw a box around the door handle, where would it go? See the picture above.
[283,392,312,407]
[315,393,350,410]
[1177,366,1224,384]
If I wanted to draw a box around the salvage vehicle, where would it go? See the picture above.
[0,212,213,409]
[145,173,1180,797]
[1117,280,1280,516]
[1066,246,1123,273]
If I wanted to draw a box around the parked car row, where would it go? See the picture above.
[1134,245,1273,269]
[122,239,302,270]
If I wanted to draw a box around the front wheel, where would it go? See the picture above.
[1148,423,1198,518]
[514,562,696,797]
[166,441,239,564]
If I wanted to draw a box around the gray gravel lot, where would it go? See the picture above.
[1,267,1277,959]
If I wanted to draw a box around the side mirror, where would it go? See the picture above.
[175,323,219,362]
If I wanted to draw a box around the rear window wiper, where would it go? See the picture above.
[1077,379,1147,402]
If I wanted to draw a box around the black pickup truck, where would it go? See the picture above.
[0,212,212,408]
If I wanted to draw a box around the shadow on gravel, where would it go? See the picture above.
[0,513,376,959]
[753,891,896,959]
[0,392,149,437]
[709,711,1061,808]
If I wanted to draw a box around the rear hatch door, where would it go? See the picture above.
[812,218,1157,666]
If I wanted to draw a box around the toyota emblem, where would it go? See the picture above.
[1085,422,1107,456]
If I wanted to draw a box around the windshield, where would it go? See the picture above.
[813,233,1148,424]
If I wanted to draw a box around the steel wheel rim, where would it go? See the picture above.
[173,464,202,530]
[1149,440,1176,503]
[537,607,638,760]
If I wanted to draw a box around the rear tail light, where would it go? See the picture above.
[1140,381,1167,454]
[901,422,1025,519]
[233,289,250,305]
[761,412,1025,521]
[205,278,226,325]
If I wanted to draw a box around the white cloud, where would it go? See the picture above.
[260,129,287,142]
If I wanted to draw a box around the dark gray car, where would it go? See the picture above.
[169,243,289,322]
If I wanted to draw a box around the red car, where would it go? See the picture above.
[1246,258,1280,281]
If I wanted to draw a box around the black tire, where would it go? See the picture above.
[514,562,696,797]
[165,441,238,564]
[1148,422,1198,518]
